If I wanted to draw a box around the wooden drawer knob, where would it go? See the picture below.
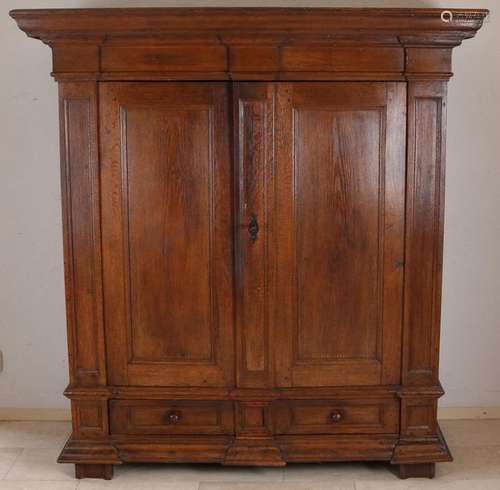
[166,410,182,425]
[330,409,344,423]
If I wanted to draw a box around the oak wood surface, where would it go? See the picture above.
[58,82,106,389]
[273,398,399,435]
[234,83,275,389]
[100,82,234,388]
[110,400,234,435]
[273,82,406,388]
[10,7,486,481]
[10,8,488,81]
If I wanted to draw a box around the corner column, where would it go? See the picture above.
[56,81,119,477]
[392,52,453,475]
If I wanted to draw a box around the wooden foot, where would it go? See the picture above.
[75,464,114,480]
[399,463,435,479]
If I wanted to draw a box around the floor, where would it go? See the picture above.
[0,420,500,489]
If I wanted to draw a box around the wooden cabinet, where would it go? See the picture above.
[11,7,487,481]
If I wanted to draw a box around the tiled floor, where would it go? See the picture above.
[0,420,500,489]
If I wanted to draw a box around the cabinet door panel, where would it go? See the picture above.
[100,82,234,387]
[274,82,406,387]
[296,108,381,362]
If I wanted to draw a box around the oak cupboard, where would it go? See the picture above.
[11,7,488,480]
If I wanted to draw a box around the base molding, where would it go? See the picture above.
[278,434,398,462]
[57,427,455,480]
[114,436,230,463]
[58,430,451,467]
[224,438,285,466]
[391,425,453,465]
[58,437,121,465]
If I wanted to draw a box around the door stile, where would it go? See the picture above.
[233,82,276,390]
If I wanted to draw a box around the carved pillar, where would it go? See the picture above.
[57,81,118,473]
[393,46,454,473]
[59,82,105,389]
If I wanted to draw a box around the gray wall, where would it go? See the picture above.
[0,0,498,410]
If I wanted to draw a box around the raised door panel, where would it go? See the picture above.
[100,82,234,387]
[274,82,406,387]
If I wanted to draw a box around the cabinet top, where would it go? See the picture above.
[10,8,488,82]
[10,8,488,40]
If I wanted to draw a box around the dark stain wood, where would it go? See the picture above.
[10,7,487,481]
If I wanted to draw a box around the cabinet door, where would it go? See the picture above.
[274,82,406,387]
[100,83,234,387]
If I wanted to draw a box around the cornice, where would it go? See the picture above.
[10,8,488,43]
[10,8,488,82]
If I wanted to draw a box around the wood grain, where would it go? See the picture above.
[100,82,234,388]
[58,83,106,388]
[10,8,488,81]
[274,82,406,388]
[234,83,275,389]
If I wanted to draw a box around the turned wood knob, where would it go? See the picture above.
[330,409,344,423]
[166,410,182,425]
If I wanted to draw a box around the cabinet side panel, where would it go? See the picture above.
[59,82,106,387]
[403,81,447,387]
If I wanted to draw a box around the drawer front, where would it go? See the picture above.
[110,400,234,435]
[273,399,399,435]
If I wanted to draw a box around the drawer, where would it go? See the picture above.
[110,400,234,435]
[273,399,399,435]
